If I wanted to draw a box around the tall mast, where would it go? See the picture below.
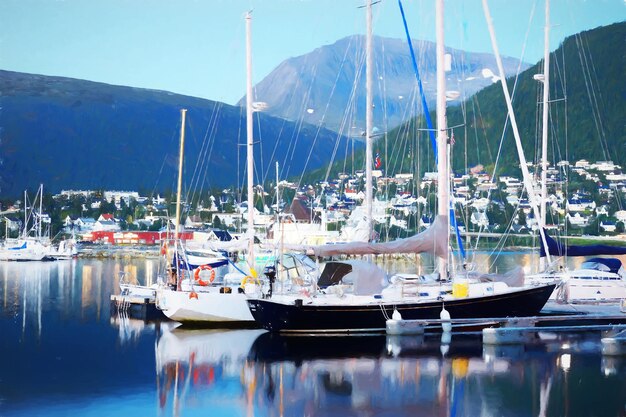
[540,0,550,229]
[365,0,373,243]
[245,11,255,269]
[539,0,550,270]
[175,109,187,243]
[435,0,449,279]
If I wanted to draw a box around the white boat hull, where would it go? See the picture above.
[527,270,626,303]
[156,288,257,323]
[566,278,626,302]
[0,250,46,261]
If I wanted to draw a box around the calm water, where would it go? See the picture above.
[0,256,625,417]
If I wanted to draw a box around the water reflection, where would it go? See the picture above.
[0,258,163,325]
[153,328,626,417]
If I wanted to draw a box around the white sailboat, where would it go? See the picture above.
[119,110,232,301]
[524,0,626,303]
[0,185,63,261]
[156,12,270,324]
[247,0,556,333]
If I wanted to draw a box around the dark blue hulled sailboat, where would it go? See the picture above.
[248,0,556,333]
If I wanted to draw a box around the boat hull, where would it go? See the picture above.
[157,288,257,324]
[527,271,626,303]
[247,284,557,333]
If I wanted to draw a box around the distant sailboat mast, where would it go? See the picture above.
[38,184,43,240]
[245,11,255,269]
[23,189,27,239]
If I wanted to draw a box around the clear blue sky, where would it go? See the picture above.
[1,0,624,105]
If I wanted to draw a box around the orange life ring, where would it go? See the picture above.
[160,242,168,256]
[194,264,215,286]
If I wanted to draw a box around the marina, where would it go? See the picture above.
[1,1,625,416]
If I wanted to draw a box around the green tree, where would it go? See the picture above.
[212,215,222,229]
[583,216,599,236]
[149,219,164,232]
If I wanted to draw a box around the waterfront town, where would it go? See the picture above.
[2,158,625,247]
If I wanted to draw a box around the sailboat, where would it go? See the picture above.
[155,12,309,324]
[0,185,66,261]
[529,230,626,302]
[523,0,626,303]
[247,0,556,333]
[117,110,232,301]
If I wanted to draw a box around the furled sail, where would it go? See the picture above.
[539,230,626,257]
[288,215,449,258]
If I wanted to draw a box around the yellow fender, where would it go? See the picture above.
[240,275,261,288]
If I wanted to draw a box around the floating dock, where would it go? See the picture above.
[110,294,165,320]
[386,301,626,347]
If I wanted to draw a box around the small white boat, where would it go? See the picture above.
[0,239,48,261]
[47,238,78,260]
[528,257,626,303]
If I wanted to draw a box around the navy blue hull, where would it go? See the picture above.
[247,284,557,333]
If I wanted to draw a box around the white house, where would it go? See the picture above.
[470,212,489,228]
[103,191,140,207]
[74,217,97,232]
[574,159,591,169]
[600,222,616,233]
[566,198,596,212]
[567,212,590,227]
[93,220,120,232]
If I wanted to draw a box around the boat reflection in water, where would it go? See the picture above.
[154,328,626,416]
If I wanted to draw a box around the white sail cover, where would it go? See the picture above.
[287,215,449,258]
[467,266,525,287]
[197,238,252,253]
[339,260,386,295]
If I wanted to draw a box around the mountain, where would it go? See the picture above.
[238,35,529,134]
[0,70,358,198]
[302,22,625,185]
